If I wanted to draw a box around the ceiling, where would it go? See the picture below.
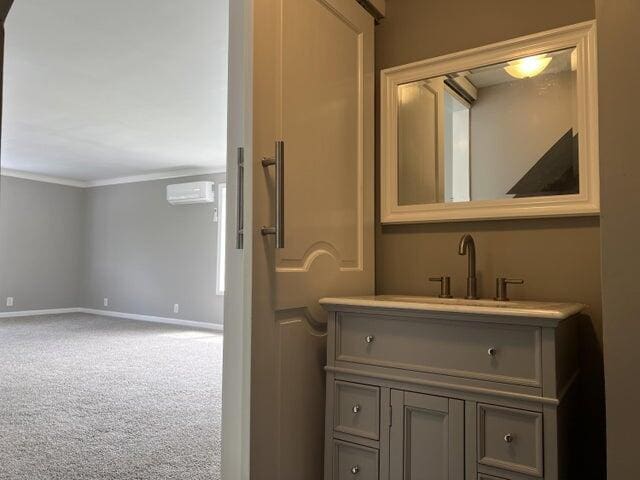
[467,48,574,89]
[1,0,228,182]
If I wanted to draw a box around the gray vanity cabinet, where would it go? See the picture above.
[321,297,582,480]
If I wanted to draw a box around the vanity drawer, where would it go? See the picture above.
[478,404,544,477]
[333,440,379,480]
[334,381,380,440]
[336,313,541,386]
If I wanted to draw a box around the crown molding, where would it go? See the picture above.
[85,167,226,187]
[0,168,87,187]
[1,167,226,188]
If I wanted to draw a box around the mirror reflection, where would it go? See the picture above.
[397,47,579,205]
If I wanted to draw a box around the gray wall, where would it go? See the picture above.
[0,173,225,325]
[597,0,640,478]
[0,175,85,312]
[84,174,225,325]
[375,1,605,476]
[470,71,576,200]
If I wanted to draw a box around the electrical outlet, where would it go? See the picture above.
[173,304,180,314]
[6,297,14,307]
[104,298,109,307]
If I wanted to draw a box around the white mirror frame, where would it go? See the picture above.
[381,21,599,224]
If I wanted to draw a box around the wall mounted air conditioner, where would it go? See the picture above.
[167,181,215,205]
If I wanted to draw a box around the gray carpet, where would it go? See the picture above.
[0,313,222,480]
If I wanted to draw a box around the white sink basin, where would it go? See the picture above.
[320,295,585,320]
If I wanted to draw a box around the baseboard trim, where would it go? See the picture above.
[79,308,224,332]
[0,307,223,332]
[0,307,82,318]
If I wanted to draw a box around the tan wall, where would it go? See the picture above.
[596,1,640,478]
[0,0,13,21]
[375,0,605,476]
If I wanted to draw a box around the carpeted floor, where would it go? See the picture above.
[0,313,222,480]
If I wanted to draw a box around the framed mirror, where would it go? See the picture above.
[381,21,599,223]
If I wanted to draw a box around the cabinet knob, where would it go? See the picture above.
[488,347,497,357]
[365,335,375,344]
[350,465,360,475]
[352,404,361,414]
[504,433,514,444]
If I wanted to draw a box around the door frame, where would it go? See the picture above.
[221,0,253,479]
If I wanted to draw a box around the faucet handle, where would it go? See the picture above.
[429,276,453,299]
[495,278,524,301]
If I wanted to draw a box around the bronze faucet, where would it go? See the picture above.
[458,234,478,299]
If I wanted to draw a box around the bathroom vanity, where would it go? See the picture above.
[321,296,584,480]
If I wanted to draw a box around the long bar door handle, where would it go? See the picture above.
[236,147,245,250]
[261,141,285,249]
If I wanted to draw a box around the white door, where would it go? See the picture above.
[250,0,374,478]
[221,1,252,479]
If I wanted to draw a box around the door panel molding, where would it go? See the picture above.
[276,306,328,335]
[277,316,327,480]
[274,0,370,274]
[277,240,360,273]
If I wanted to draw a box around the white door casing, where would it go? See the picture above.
[221,0,252,479]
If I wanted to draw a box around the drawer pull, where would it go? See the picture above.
[487,347,497,357]
[365,335,375,344]
[504,433,514,444]
[350,465,360,475]
[352,404,361,414]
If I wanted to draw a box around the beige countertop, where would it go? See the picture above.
[320,295,585,320]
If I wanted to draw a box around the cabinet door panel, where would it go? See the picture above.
[390,390,464,480]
